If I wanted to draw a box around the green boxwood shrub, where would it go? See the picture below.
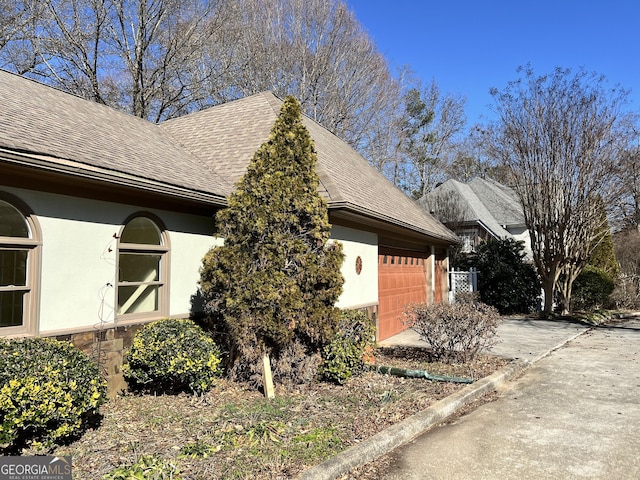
[572,266,615,311]
[0,337,106,453]
[321,310,376,385]
[123,318,222,395]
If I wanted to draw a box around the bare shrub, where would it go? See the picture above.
[453,291,480,305]
[402,301,500,363]
[610,273,640,309]
[612,229,640,309]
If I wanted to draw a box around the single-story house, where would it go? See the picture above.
[421,177,531,258]
[0,70,457,381]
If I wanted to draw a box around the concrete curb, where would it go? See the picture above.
[297,328,589,480]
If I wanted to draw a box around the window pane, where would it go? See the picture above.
[0,250,27,286]
[118,254,160,282]
[121,217,161,245]
[0,291,24,327]
[118,285,158,314]
[0,201,29,238]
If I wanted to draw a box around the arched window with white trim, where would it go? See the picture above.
[116,214,169,320]
[0,193,40,335]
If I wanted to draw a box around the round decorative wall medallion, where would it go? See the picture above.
[355,256,363,275]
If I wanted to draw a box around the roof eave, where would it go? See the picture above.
[329,201,458,244]
[0,148,228,207]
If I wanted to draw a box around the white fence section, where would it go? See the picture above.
[449,268,478,303]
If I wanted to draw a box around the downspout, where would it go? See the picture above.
[430,245,436,304]
[445,250,450,303]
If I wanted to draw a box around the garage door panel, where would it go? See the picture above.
[377,247,429,341]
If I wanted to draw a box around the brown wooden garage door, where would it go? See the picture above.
[377,247,429,341]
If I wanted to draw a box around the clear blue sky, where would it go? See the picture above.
[345,0,639,126]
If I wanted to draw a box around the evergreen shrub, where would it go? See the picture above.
[403,299,500,363]
[571,266,615,311]
[123,318,221,395]
[0,337,106,452]
[321,310,376,385]
[455,238,540,314]
[199,97,344,386]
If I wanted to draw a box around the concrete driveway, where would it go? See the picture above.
[379,319,640,479]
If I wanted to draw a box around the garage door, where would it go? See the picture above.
[377,247,429,341]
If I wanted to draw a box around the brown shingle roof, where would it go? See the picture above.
[161,92,457,242]
[0,70,454,243]
[0,69,229,202]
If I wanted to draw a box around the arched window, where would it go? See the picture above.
[0,194,40,335]
[116,215,169,320]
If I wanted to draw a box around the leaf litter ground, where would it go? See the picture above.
[52,346,507,479]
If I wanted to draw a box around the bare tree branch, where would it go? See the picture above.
[486,65,633,315]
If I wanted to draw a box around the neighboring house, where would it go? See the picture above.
[0,70,457,377]
[421,177,532,258]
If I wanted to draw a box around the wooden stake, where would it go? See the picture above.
[262,354,275,399]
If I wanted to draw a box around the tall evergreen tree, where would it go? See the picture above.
[199,96,344,384]
[586,210,619,279]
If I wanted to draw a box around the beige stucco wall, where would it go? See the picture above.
[3,186,385,336]
[331,224,378,310]
[2,187,219,335]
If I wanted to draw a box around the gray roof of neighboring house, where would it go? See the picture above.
[468,177,524,227]
[0,70,455,243]
[422,177,525,239]
[160,92,457,242]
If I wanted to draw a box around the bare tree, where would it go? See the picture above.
[357,86,407,185]
[30,0,112,105]
[486,66,633,315]
[1,0,462,194]
[422,188,470,229]
[353,66,414,189]
[446,125,494,183]
[610,135,640,231]
[0,1,46,73]
[0,0,25,49]
[612,229,640,308]
[1,0,227,121]
[105,0,224,121]
[198,0,401,151]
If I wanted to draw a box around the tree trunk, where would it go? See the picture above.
[557,286,571,315]
[541,277,555,317]
[557,274,574,315]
